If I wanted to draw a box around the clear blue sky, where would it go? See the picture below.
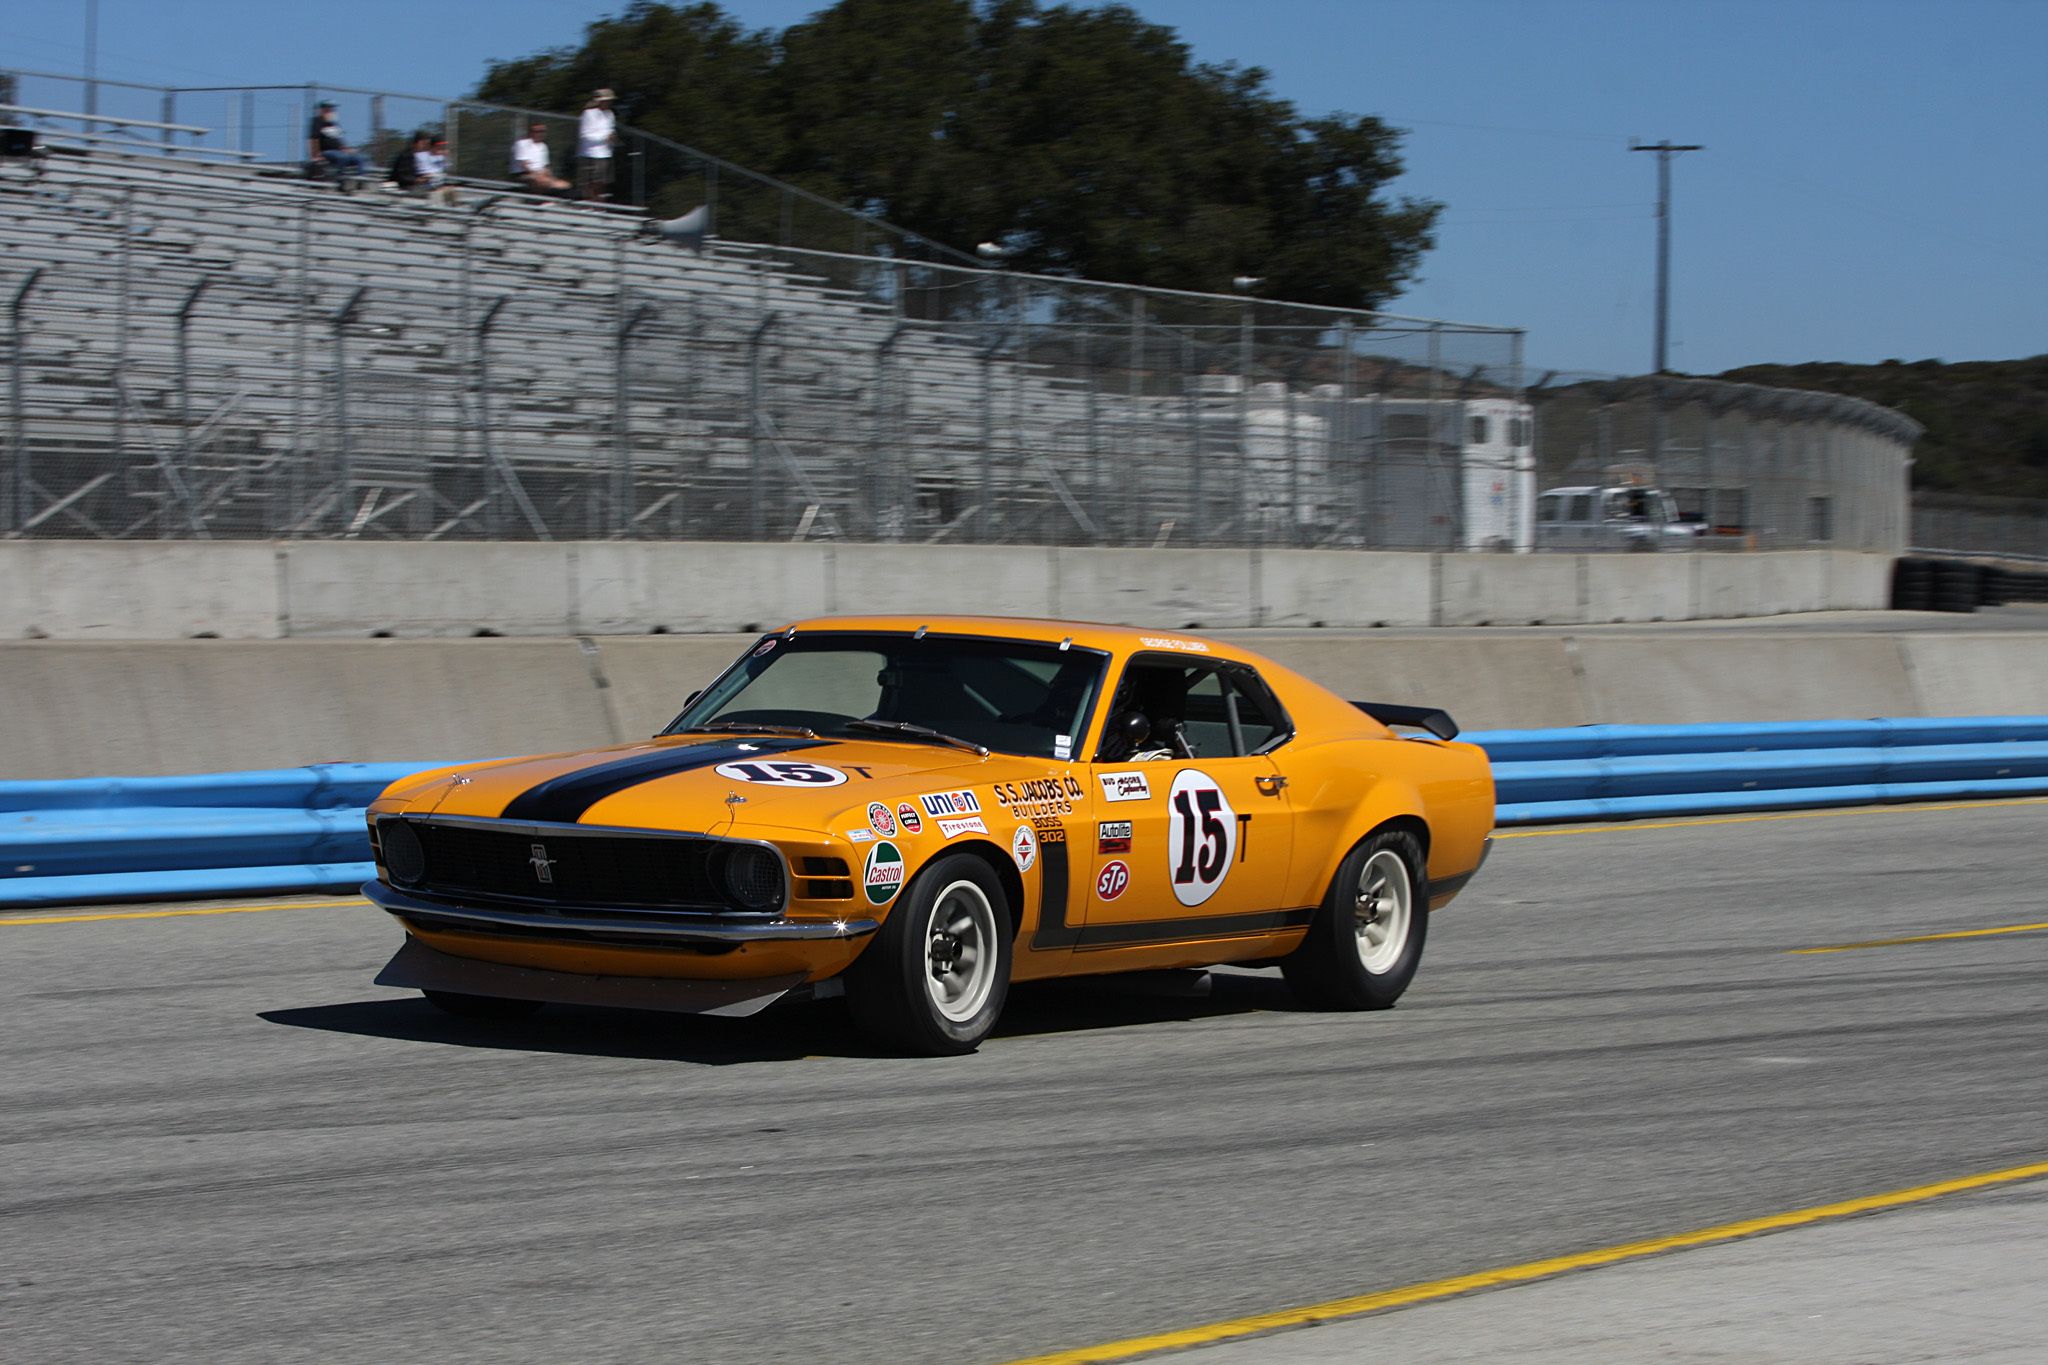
[6,0,2042,376]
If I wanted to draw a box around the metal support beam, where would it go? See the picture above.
[8,268,43,535]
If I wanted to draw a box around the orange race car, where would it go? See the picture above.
[365,616,1494,1053]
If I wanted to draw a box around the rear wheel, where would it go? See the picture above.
[423,989,544,1020]
[846,852,1012,1055]
[1283,830,1428,1010]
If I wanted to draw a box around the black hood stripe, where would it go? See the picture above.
[500,737,826,824]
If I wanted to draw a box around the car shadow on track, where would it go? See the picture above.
[259,969,1300,1065]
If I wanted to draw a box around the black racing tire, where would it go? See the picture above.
[423,989,545,1020]
[1282,829,1428,1011]
[845,851,1013,1056]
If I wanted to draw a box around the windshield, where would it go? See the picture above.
[669,632,1109,761]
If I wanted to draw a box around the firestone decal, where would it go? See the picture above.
[712,760,848,787]
[1098,771,1153,803]
[863,841,905,905]
[896,802,924,835]
[1138,636,1211,653]
[937,814,988,839]
[919,789,983,817]
[867,802,897,836]
[1095,860,1131,901]
[1011,824,1039,873]
[1167,768,1237,907]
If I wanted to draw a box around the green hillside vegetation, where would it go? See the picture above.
[475,0,1440,310]
[1716,357,2048,498]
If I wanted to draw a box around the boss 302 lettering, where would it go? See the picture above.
[363,616,1493,1056]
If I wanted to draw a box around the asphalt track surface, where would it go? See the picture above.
[5,799,2047,1364]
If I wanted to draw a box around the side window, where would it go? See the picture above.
[1469,415,1490,445]
[1567,494,1593,523]
[1537,494,1560,523]
[1180,669,1234,758]
[1227,670,1291,754]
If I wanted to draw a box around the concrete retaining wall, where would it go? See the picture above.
[0,541,1886,639]
[9,627,2048,779]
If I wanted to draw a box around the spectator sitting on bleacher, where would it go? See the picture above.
[307,101,365,193]
[511,122,570,197]
[389,131,459,206]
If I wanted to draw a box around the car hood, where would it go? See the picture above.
[386,734,1066,837]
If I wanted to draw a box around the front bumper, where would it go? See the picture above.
[363,880,880,949]
[376,936,816,1017]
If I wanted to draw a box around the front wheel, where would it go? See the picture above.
[846,852,1013,1055]
[1282,830,1428,1010]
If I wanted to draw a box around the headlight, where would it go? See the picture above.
[379,818,427,886]
[718,844,784,911]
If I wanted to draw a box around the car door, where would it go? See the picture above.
[1082,656,1294,950]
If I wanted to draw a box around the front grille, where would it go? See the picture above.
[398,819,775,913]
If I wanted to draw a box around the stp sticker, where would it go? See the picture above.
[1011,824,1038,873]
[919,789,983,817]
[1097,819,1133,854]
[1098,771,1153,802]
[867,801,897,836]
[846,828,876,843]
[1167,768,1237,907]
[938,814,988,839]
[862,841,905,905]
[713,760,848,787]
[896,802,924,835]
[1095,859,1131,901]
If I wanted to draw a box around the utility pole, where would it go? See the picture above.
[1631,140,1702,374]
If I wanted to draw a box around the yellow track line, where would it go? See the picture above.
[997,1158,2048,1365]
[0,899,368,927]
[1792,920,2048,954]
[1495,795,2048,840]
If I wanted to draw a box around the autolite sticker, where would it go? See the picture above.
[863,841,905,905]
[867,802,897,836]
[1098,771,1153,802]
[937,814,987,839]
[896,802,924,835]
[1097,819,1133,854]
[919,789,983,817]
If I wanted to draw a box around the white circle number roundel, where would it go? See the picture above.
[1167,769,1236,906]
[711,760,847,787]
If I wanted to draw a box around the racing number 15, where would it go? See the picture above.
[1167,770,1237,907]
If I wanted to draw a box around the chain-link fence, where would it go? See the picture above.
[1526,374,1915,553]
[4,70,1915,554]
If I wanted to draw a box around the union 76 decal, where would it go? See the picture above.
[1166,769,1237,907]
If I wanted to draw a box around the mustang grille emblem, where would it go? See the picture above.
[528,843,557,884]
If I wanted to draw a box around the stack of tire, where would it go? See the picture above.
[1891,556,2048,612]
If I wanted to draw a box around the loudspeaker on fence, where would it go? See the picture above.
[639,204,710,253]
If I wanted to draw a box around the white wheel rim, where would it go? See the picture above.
[924,879,999,1023]
[1353,850,1413,974]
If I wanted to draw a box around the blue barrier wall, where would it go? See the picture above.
[5,718,2048,907]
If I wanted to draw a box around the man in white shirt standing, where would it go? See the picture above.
[577,88,618,203]
[511,121,570,196]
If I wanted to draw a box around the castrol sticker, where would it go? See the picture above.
[896,802,923,835]
[862,841,905,905]
[1011,824,1038,873]
[867,801,897,836]
[1095,859,1131,901]
[938,815,988,839]
[713,760,847,787]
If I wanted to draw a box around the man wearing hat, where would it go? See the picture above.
[307,100,365,193]
[577,88,618,202]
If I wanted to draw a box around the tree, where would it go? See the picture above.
[475,0,1440,310]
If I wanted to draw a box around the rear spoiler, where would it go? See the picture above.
[1351,701,1460,741]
